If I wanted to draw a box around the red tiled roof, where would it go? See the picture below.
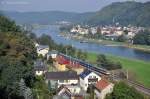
[95,79,110,91]
[56,55,69,65]
[66,62,83,69]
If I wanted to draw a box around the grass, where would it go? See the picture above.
[87,52,150,88]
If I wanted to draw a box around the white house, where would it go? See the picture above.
[91,27,97,34]
[79,69,101,91]
[37,45,49,57]
[53,85,83,99]
[34,60,48,76]
[47,50,58,60]
[45,71,79,89]
[94,79,114,99]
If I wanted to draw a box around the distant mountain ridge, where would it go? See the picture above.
[87,1,150,26]
[1,1,150,26]
[1,11,94,24]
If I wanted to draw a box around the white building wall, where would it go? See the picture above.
[37,48,49,57]
[80,72,101,91]
[35,71,45,76]
[58,79,78,87]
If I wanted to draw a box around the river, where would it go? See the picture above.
[32,25,150,61]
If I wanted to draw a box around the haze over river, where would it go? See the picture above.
[32,25,150,61]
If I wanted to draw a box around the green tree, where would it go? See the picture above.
[133,30,150,45]
[117,34,127,42]
[106,82,144,99]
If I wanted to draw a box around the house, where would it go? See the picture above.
[47,50,58,60]
[53,54,70,71]
[34,60,48,76]
[94,79,114,99]
[37,45,49,57]
[79,69,101,91]
[45,71,79,89]
[66,61,85,75]
[53,85,84,99]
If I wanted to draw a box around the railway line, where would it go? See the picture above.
[58,53,110,75]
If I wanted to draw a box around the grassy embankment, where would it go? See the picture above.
[87,52,150,88]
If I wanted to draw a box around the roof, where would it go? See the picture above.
[66,63,83,69]
[79,69,91,79]
[95,79,110,91]
[45,71,78,80]
[48,50,58,55]
[34,60,48,71]
[37,45,49,51]
[56,55,70,65]
[57,85,83,99]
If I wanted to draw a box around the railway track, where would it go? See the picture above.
[127,80,150,96]
[58,53,110,75]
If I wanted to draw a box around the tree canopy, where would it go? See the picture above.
[0,15,37,99]
[106,82,144,99]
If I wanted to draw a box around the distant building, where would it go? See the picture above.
[90,27,97,34]
[94,79,114,99]
[45,71,79,89]
[34,59,48,76]
[79,69,101,91]
[37,45,49,57]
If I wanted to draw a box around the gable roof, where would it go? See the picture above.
[45,71,78,80]
[95,79,110,91]
[79,69,91,79]
[48,50,58,55]
[37,45,49,51]
[34,59,48,71]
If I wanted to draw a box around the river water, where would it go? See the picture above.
[32,25,150,61]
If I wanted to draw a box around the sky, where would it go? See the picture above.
[0,0,149,12]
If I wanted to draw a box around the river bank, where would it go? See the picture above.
[60,32,150,53]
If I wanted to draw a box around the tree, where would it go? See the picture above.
[106,82,144,99]
[133,30,150,45]
[117,34,127,42]
[96,54,107,66]
[77,50,87,61]
[96,54,122,70]
[37,34,55,49]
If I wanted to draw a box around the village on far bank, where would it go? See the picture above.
[34,42,116,99]
[59,23,147,44]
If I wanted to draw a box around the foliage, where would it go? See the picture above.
[96,54,122,70]
[76,49,87,61]
[0,15,37,99]
[33,76,53,99]
[87,1,150,27]
[0,15,21,32]
[106,82,144,99]
[37,34,55,49]
[133,30,150,45]
[116,34,127,42]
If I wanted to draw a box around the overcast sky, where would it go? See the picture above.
[0,0,149,12]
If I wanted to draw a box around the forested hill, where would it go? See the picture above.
[2,11,94,24]
[0,15,37,99]
[2,1,150,26]
[87,1,150,26]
